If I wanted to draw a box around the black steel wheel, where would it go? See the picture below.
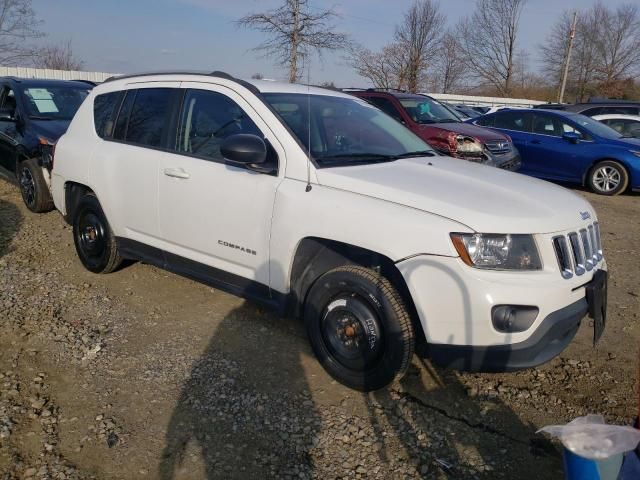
[18,158,54,213]
[72,193,122,273]
[304,265,414,391]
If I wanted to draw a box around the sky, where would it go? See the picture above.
[32,0,634,87]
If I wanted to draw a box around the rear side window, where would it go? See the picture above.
[475,114,495,127]
[93,91,123,138]
[368,97,404,123]
[113,90,136,140]
[125,88,174,148]
[494,111,532,132]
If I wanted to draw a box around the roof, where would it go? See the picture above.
[345,89,432,101]
[0,77,94,88]
[98,70,350,98]
[591,113,640,121]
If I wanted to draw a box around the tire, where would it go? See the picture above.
[18,158,54,213]
[72,193,122,274]
[304,265,415,391]
[587,160,629,196]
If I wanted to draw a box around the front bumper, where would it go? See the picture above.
[396,250,606,371]
[427,298,587,371]
[486,149,521,171]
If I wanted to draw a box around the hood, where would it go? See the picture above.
[604,135,640,149]
[419,122,509,142]
[315,156,595,234]
[30,119,71,142]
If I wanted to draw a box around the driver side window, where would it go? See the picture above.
[176,89,264,163]
[0,87,17,115]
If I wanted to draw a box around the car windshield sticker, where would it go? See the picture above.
[26,88,59,113]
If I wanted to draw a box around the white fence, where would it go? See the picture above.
[0,66,116,82]
[425,92,546,108]
[0,66,548,107]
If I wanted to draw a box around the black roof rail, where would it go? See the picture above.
[102,70,260,95]
[71,79,97,86]
[585,98,638,104]
[341,87,408,94]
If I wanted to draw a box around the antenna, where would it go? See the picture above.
[305,51,312,192]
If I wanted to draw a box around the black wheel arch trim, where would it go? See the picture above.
[288,237,424,345]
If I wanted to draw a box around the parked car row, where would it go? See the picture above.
[0,77,94,212]
[345,89,521,171]
[471,108,640,195]
[0,71,609,392]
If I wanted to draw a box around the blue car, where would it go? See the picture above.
[470,109,640,195]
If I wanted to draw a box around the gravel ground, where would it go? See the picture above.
[0,177,638,479]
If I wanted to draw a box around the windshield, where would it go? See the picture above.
[570,113,624,140]
[262,93,435,166]
[21,85,90,121]
[399,97,460,124]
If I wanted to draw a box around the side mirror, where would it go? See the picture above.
[0,107,15,122]
[562,131,580,144]
[221,134,267,166]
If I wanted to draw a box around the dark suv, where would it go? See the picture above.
[534,100,640,117]
[0,77,93,212]
[348,89,521,170]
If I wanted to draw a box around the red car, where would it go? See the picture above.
[349,89,521,170]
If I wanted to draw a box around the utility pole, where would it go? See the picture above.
[558,11,578,104]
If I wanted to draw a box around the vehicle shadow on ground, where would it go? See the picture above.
[159,263,321,479]
[365,257,562,478]
[158,259,561,479]
[0,197,22,259]
[366,361,561,479]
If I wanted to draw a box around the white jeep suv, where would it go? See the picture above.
[50,72,608,391]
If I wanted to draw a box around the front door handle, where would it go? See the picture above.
[530,139,541,145]
[163,168,190,179]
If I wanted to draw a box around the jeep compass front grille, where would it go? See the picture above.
[484,140,512,155]
[552,222,603,279]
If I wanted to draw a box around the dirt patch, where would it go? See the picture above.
[0,178,638,479]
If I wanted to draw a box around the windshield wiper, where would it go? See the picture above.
[316,150,436,165]
[29,116,55,120]
[392,150,437,159]
[316,153,399,164]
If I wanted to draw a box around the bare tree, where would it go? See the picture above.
[459,0,527,96]
[591,3,640,96]
[34,40,84,70]
[540,3,640,101]
[238,0,349,83]
[347,43,408,90]
[432,31,466,93]
[394,0,444,93]
[0,0,42,66]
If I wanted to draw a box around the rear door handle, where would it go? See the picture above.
[163,168,190,179]
[530,140,541,144]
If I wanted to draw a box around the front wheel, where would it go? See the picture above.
[587,160,629,196]
[72,193,122,273]
[18,158,54,213]
[304,265,415,391]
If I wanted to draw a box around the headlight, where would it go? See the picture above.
[450,233,542,270]
[456,135,484,154]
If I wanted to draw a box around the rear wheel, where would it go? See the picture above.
[304,265,415,391]
[72,193,122,273]
[587,160,629,196]
[19,158,54,213]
